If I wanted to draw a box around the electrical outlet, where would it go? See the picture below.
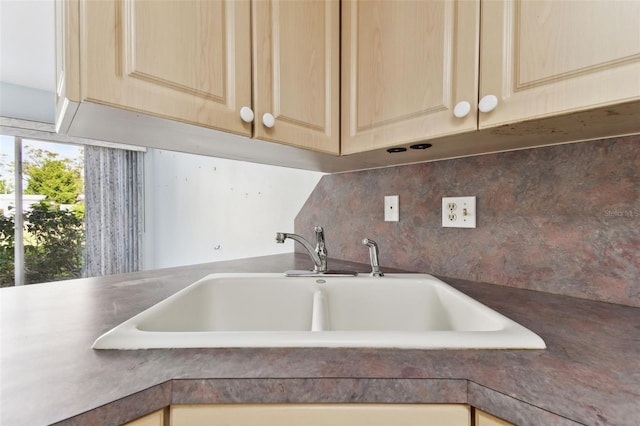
[384,195,399,222]
[442,196,476,228]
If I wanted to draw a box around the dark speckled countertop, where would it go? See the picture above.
[1,254,638,426]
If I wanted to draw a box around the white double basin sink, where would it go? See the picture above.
[93,273,546,350]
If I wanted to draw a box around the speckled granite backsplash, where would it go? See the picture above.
[296,135,640,307]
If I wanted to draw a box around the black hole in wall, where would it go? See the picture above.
[410,143,432,150]
[386,147,407,153]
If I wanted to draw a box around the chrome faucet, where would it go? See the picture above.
[362,238,384,277]
[276,226,328,273]
[276,226,357,277]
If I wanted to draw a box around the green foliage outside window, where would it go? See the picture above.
[0,214,14,286]
[0,203,85,287]
[24,149,83,205]
[24,202,85,284]
[0,144,85,286]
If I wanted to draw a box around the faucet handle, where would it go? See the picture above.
[362,238,384,277]
[314,226,327,258]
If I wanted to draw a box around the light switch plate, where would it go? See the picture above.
[442,196,476,228]
[384,195,399,222]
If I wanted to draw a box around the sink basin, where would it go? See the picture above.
[137,278,317,332]
[321,280,502,332]
[93,273,546,350]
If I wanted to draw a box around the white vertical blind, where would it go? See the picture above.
[84,146,144,276]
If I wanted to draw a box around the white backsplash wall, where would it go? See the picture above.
[143,149,324,269]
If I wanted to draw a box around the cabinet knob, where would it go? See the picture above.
[239,106,254,123]
[453,101,471,118]
[262,113,275,128]
[478,95,498,113]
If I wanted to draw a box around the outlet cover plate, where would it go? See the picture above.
[442,196,476,228]
[384,195,399,222]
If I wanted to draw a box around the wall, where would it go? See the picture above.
[0,1,54,92]
[0,1,55,123]
[145,149,324,269]
[296,135,639,307]
[0,83,55,123]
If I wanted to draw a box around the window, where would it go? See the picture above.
[0,135,143,286]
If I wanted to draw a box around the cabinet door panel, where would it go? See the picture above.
[253,0,339,154]
[82,0,251,136]
[480,0,640,128]
[341,0,479,154]
[127,1,225,100]
[171,404,470,426]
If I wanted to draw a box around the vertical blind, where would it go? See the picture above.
[84,146,144,276]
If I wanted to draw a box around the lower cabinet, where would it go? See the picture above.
[170,404,471,426]
[123,409,166,426]
[124,404,516,426]
[475,408,515,426]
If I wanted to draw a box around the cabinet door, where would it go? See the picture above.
[480,0,640,128]
[341,0,479,155]
[171,404,470,426]
[81,0,252,136]
[55,0,80,133]
[475,408,514,426]
[252,0,340,154]
[124,409,166,426]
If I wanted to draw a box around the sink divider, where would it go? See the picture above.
[311,290,328,331]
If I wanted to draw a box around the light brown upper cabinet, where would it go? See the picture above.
[253,0,340,154]
[479,0,640,128]
[341,0,480,155]
[55,0,638,170]
[76,0,252,136]
[342,0,640,155]
[57,0,339,155]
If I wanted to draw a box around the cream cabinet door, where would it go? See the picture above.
[341,0,479,155]
[80,0,252,136]
[123,409,166,426]
[474,408,515,426]
[252,0,340,154]
[479,0,640,128]
[171,404,470,426]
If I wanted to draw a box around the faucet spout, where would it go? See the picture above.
[276,227,327,273]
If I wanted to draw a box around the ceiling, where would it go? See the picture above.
[0,0,55,92]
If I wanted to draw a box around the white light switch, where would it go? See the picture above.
[384,195,399,222]
[442,196,476,228]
